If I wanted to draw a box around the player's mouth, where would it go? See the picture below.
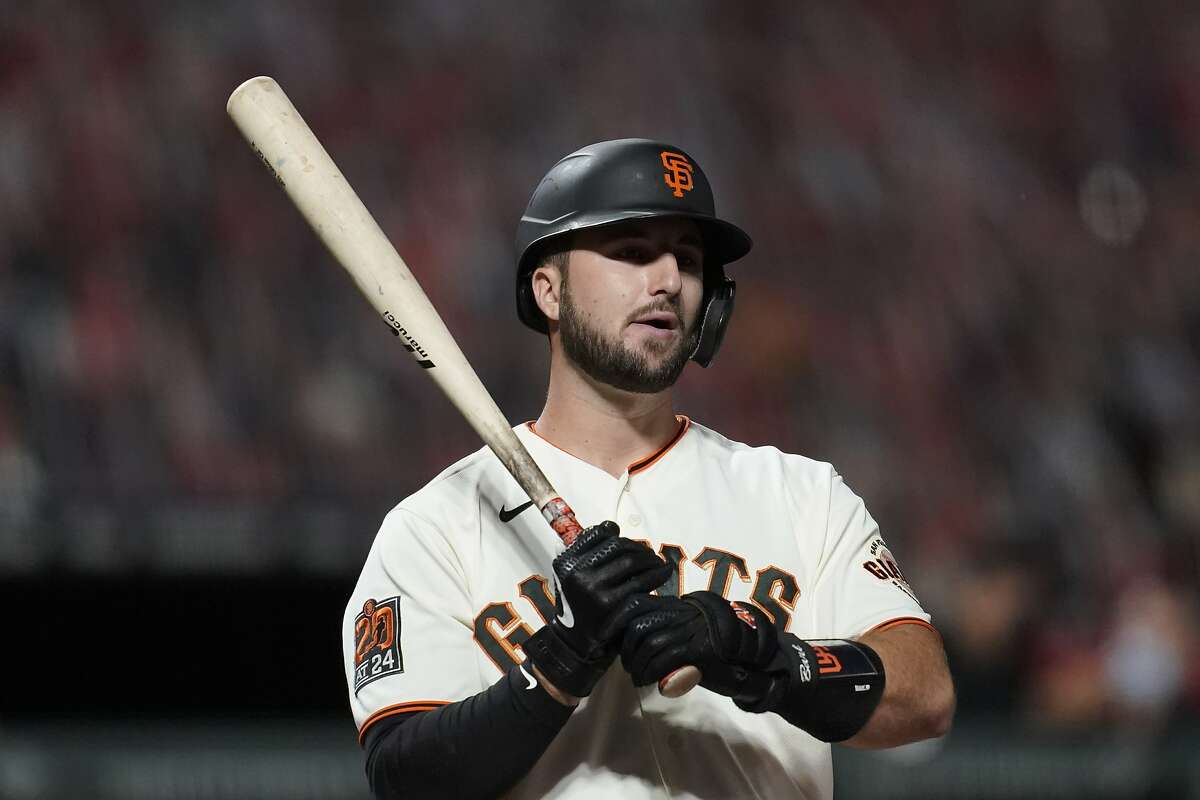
[628,311,680,338]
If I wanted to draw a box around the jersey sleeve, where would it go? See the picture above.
[807,469,932,638]
[342,506,482,739]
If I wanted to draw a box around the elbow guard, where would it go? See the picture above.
[737,636,885,743]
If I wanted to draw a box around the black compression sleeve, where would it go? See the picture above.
[362,665,575,800]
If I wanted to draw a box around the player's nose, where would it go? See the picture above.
[644,252,683,297]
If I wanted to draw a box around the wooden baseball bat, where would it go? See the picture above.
[226,76,700,699]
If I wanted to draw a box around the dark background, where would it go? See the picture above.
[2,1,1199,797]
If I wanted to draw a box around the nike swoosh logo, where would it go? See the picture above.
[553,574,575,628]
[498,500,534,523]
[520,664,538,690]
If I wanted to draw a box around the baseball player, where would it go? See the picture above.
[343,139,954,799]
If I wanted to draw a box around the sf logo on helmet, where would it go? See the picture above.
[660,151,694,198]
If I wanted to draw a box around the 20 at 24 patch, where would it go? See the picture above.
[353,596,403,693]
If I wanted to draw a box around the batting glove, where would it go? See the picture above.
[523,521,671,698]
[619,590,778,704]
[620,589,887,741]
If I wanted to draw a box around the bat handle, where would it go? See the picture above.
[540,496,585,546]
[540,497,703,698]
[535,479,703,698]
[663,661,779,699]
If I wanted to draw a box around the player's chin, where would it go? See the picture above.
[627,343,683,368]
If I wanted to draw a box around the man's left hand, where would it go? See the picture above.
[619,590,778,704]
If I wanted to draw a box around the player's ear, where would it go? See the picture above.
[531,258,566,325]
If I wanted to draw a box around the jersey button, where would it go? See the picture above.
[627,513,642,527]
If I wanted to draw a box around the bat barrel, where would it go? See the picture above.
[226,76,560,513]
[227,76,696,698]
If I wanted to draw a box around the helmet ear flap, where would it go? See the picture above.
[691,276,735,368]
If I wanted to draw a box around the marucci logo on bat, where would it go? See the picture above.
[381,311,435,369]
[252,143,286,189]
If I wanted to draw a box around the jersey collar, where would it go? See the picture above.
[628,415,690,475]
[523,415,691,478]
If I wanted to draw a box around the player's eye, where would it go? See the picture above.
[614,246,651,262]
[675,250,703,272]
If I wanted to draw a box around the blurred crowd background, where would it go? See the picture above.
[3,1,1199,797]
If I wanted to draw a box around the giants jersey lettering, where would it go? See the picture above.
[342,417,932,800]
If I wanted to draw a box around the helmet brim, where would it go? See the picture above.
[516,209,752,278]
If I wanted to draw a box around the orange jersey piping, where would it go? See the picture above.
[358,700,451,744]
[523,415,691,476]
[628,415,690,474]
[865,616,941,639]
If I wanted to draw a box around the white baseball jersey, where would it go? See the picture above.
[343,416,932,800]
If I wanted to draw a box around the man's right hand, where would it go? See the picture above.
[523,521,671,699]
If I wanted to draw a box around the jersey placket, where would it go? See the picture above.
[610,472,637,533]
[611,414,689,540]
[614,469,686,786]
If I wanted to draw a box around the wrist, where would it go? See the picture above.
[740,635,886,743]
[523,623,612,698]
[530,664,581,707]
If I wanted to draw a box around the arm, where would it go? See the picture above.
[532,665,582,706]
[359,521,669,799]
[363,664,573,800]
[842,623,955,748]
[620,594,955,744]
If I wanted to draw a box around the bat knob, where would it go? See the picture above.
[658,666,701,699]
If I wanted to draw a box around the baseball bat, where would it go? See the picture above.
[226,76,700,699]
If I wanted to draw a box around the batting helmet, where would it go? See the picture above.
[515,138,752,367]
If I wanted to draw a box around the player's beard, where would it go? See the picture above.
[558,275,700,394]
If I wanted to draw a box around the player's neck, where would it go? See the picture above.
[536,356,680,479]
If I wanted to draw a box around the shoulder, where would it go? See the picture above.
[399,445,495,514]
[686,419,836,494]
[375,439,514,541]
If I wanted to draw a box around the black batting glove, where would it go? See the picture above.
[619,590,778,705]
[620,590,888,742]
[523,521,671,697]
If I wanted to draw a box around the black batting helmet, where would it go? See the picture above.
[514,138,752,367]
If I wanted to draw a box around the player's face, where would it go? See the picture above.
[558,218,706,393]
